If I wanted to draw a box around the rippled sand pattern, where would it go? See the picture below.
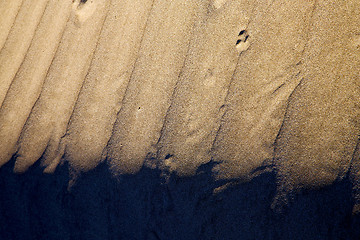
[0,0,360,212]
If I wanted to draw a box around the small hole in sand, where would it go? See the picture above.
[236,29,250,51]
[238,30,246,36]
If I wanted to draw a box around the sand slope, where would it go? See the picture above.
[0,0,360,213]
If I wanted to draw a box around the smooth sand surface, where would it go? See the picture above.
[14,0,109,173]
[64,0,154,173]
[106,0,206,174]
[272,0,360,208]
[157,0,253,176]
[212,0,315,180]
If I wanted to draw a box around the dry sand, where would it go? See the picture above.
[0,0,360,212]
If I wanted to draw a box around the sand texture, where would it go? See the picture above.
[0,0,360,238]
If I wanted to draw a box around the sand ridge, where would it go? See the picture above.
[0,0,360,212]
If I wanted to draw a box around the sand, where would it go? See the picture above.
[0,0,360,212]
